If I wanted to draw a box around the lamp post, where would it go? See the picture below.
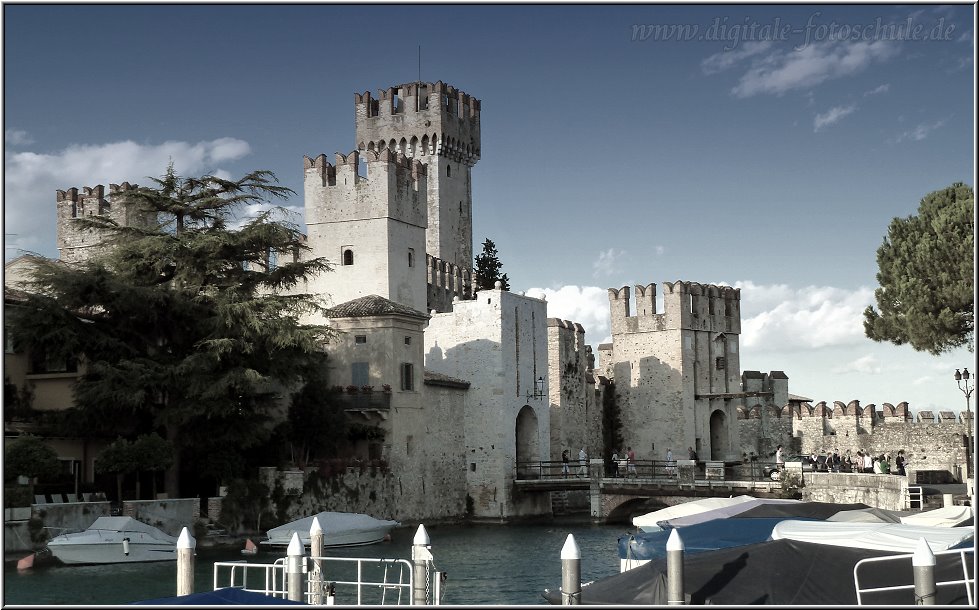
[954,368,973,479]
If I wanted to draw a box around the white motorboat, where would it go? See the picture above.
[46,516,177,565]
[263,511,400,548]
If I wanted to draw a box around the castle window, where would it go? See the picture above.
[459,201,462,214]
[404,336,411,346]
[392,88,402,114]
[446,164,451,177]
[408,248,415,268]
[342,249,354,266]
[400,362,414,391]
[716,357,726,370]
[355,335,367,344]
[351,362,369,387]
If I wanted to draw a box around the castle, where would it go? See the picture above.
[4,79,971,523]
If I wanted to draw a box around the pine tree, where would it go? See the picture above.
[473,238,510,292]
[7,165,336,496]
[863,182,974,355]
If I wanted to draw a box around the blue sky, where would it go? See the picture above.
[3,4,976,414]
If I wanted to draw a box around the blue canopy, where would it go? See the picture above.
[618,517,814,560]
[131,587,305,605]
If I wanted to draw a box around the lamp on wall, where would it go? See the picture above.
[954,368,973,479]
[526,376,547,401]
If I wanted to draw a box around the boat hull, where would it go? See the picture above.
[45,516,177,565]
[48,541,176,565]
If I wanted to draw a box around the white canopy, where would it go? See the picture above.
[632,496,799,531]
[266,511,399,545]
[900,505,974,528]
[770,520,974,553]
[86,516,177,542]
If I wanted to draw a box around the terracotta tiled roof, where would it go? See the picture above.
[326,295,429,320]
[423,369,470,389]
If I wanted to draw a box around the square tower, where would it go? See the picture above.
[354,81,480,274]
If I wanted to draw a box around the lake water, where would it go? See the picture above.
[2,521,629,605]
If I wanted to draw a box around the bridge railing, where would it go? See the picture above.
[515,459,787,482]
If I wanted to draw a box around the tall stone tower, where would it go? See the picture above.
[605,281,744,462]
[354,82,480,279]
[303,150,429,313]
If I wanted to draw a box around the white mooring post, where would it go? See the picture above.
[912,537,937,605]
[310,516,324,605]
[560,534,581,605]
[412,524,433,605]
[176,527,196,596]
[287,532,306,603]
[666,528,685,605]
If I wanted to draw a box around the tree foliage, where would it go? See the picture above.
[7,165,336,496]
[473,238,510,292]
[863,183,974,355]
[279,370,347,468]
[4,436,61,497]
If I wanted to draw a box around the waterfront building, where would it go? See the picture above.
[3,79,971,532]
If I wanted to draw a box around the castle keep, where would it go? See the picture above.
[8,78,970,526]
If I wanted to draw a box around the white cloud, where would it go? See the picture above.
[524,280,874,355]
[814,104,857,132]
[734,281,874,350]
[526,285,613,344]
[3,138,252,259]
[895,120,946,142]
[731,40,899,98]
[701,41,773,75]
[592,248,626,278]
[831,354,882,375]
[864,83,890,96]
[5,129,34,146]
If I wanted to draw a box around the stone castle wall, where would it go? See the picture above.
[738,402,971,478]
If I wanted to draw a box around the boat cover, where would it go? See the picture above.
[771,520,975,552]
[618,517,810,560]
[76,517,177,542]
[664,498,801,528]
[265,511,399,545]
[731,500,869,520]
[826,506,908,523]
[632,496,798,531]
[132,587,305,605]
[900,505,975,528]
[543,538,973,605]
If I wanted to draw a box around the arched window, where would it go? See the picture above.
[446,164,451,177]
[343,249,354,266]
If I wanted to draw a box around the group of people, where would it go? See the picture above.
[609,447,637,477]
[773,445,907,476]
[560,447,591,478]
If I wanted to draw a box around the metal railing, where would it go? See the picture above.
[906,485,924,510]
[515,459,789,483]
[213,555,417,605]
[853,547,975,605]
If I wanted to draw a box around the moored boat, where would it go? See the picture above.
[263,511,400,548]
[46,516,177,565]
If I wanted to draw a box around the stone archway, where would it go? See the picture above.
[515,405,540,478]
[709,409,728,461]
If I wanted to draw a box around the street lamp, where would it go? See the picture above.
[954,368,974,478]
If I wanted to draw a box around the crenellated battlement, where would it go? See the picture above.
[425,253,473,312]
[304,149,428,229]
[56,182,151,263]
[355,81,481,168]
[608,280,742,335]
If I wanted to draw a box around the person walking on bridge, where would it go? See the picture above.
[578,447,588,477]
